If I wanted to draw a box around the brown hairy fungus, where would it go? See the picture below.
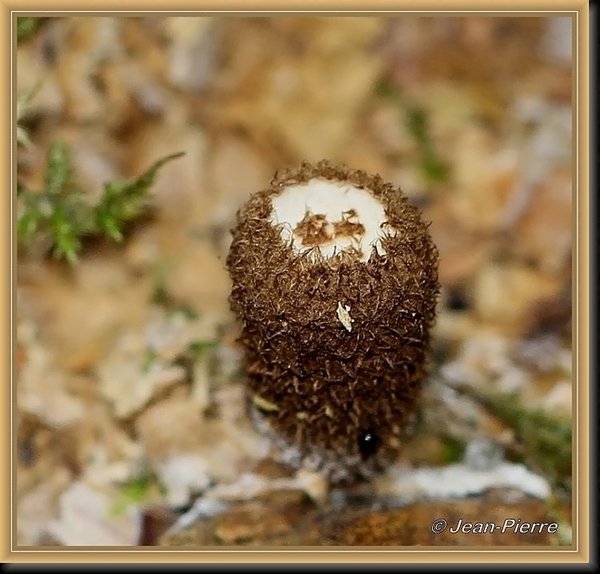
[227,160,440,483]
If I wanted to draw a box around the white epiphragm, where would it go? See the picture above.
[269,178,395,262]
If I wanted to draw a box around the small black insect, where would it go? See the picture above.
[358,429,379,460]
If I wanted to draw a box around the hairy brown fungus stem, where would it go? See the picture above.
[226,160,440,483]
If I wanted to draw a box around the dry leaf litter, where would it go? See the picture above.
[16,16,573,547]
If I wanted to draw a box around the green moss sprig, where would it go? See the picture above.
[17,140,184,264]
[445,382,572,494]
[376,80,450,185]
[404,104,450,184]
[16,17,45,43]
[485,391,572,494]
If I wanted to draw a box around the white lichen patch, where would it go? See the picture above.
[336,301,353,331]
[376,460,551,502]
[46,481,140,546]
[270,178,395,262]
[154,454,212,507]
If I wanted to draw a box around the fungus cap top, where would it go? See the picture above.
[269,178,396,263]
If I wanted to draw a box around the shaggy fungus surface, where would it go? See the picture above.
[227,160,439,482]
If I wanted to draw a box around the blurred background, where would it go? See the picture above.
[15,15,573,546]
